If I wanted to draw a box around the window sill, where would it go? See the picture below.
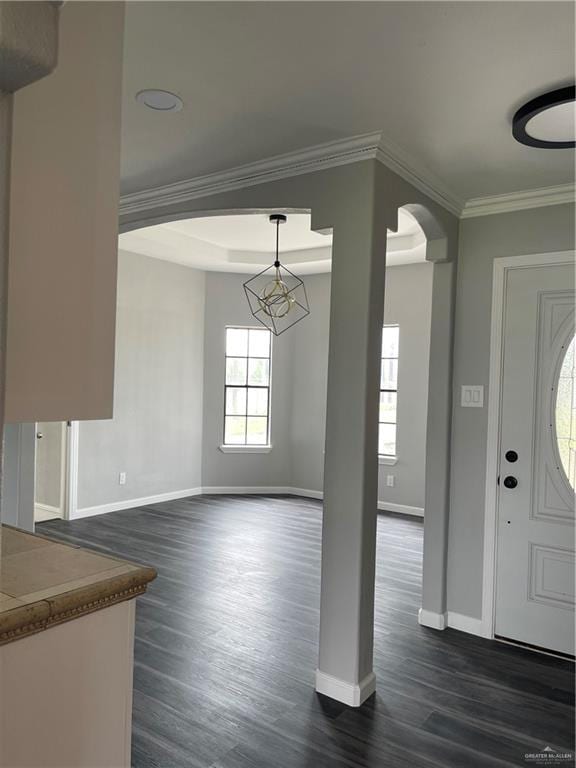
[219,445,272,454]
[378,455,398,466]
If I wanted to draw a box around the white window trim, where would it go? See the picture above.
[219,444,272,454]
[223,325,273,448]
[379,323,399,461]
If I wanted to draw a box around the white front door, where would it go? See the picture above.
[495,260,575,656]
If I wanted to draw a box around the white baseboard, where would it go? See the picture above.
[315,669,376,707]
[201,486,294,495]
[73,485,423,520]
[418,608,447,630]
[378,501,424,517]
[73,487,203,519]
[447,611,486,637]
[418,607,486,638]
[205,486,422,515]
[34,503,62,522]
[290,487,324,500]
[35,503,61,515]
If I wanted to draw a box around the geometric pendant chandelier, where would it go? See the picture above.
[243,214,310,336]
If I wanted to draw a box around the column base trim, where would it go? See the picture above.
[418,608,447,630]
[418,608,488,638]
[315,670,376,707]
[447,611,487,638]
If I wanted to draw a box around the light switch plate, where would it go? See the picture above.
[461,385,484,408]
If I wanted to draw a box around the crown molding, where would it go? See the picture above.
[119,133,572,223]
[374,140,462,216]
[119,132,382,217]
[461,183,575,218]
[119,130,465,219]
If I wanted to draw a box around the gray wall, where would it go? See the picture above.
[75,254,432,512]
[290,265,432,509]
[448,203,575,619]
[77,251,205,509]
[202,264,432,509]
[290,274,331,493]
[202,271,294,488]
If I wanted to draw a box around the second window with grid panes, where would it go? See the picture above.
[224,327,272,445]
[379,325,399,457]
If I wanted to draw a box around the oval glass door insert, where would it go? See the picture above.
[555,336,576,490]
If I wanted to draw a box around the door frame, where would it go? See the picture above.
[481,250,575,640]
[34,421,67,521]
[64,420,79,520]
[30,420,78,525]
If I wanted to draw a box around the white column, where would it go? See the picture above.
[315,178,389,706]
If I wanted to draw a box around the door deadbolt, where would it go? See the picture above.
[505,450,518,463]
[503,475,518,489]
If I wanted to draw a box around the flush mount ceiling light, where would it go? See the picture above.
[512,85,575,149]
[135,89,183,112]
[243,215,310,336]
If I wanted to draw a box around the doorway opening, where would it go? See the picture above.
[34,421,66,522]
[33,420,78,525]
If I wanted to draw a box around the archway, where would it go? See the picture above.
[395,203,454,630]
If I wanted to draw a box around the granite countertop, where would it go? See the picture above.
[0,525,156,646]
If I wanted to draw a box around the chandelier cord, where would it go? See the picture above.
[274,216,280,269]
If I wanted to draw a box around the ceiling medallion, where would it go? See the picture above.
[512,85,575,149]
[243,214,310,336]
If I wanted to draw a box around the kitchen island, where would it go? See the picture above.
[0,524,156,767]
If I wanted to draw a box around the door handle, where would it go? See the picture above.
[36,432,43,440]
[503,475,518,489]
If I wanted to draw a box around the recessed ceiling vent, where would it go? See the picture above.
[135,89,183,112]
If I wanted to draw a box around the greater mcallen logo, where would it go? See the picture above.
[524,746,574,764]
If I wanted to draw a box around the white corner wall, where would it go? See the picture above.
[76,251,205,512]
[6,3,124,423]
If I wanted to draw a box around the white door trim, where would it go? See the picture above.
[481,250,575,640]
[64,421,79,520]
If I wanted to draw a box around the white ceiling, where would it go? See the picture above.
[118,209,426,274]
[121,2,575,202]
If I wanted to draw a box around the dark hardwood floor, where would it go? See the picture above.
[41,495,575,768]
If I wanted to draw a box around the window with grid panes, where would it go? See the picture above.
[379,325,399,457]
[224,327,272,445]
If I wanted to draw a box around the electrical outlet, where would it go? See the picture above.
[119,472,127,485]
[386,475,395,487]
